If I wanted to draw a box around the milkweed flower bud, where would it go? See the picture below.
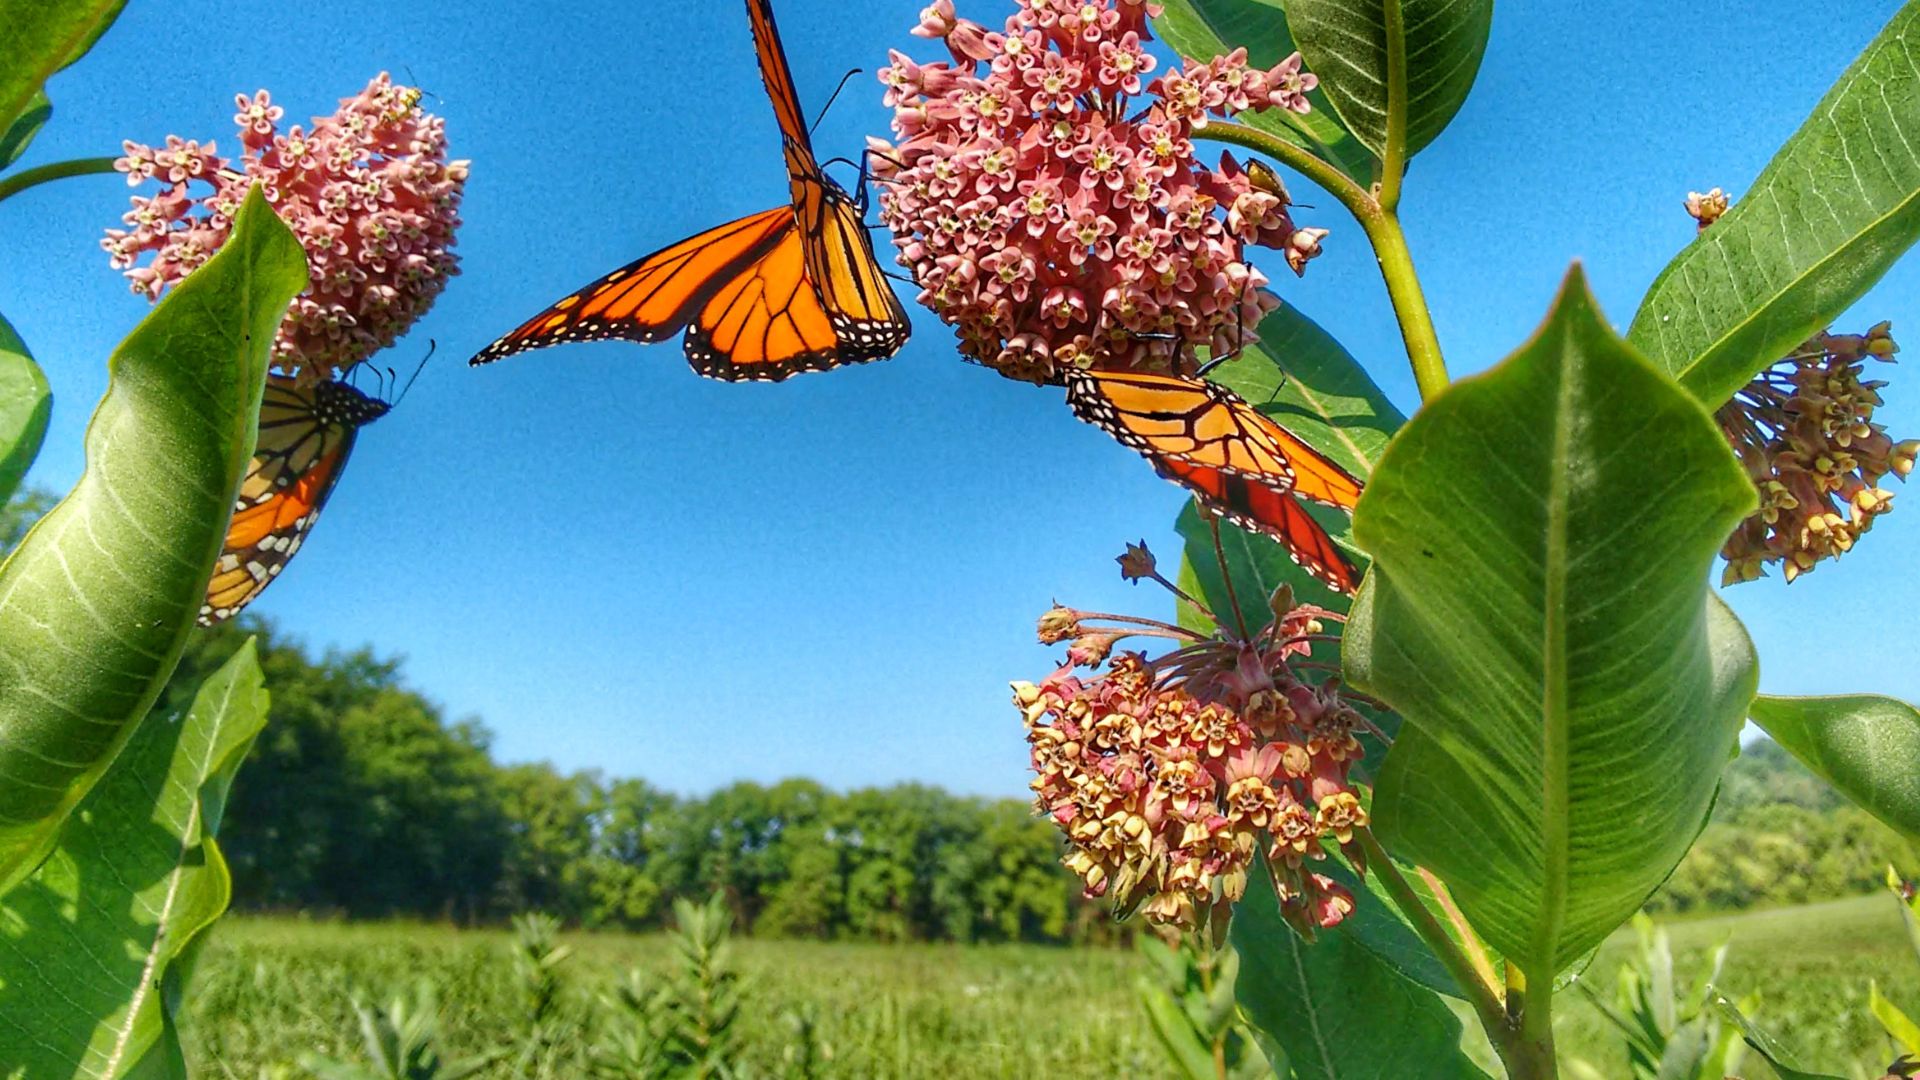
[1685,187,1729,230]
[103,73,467,382]
[1718,324,1914,583]
[875,0,1324,383]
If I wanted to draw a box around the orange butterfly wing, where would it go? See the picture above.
[203,447,351,624]
[747,0,812,153]
[686,219,844,380]
[469,207,792,366]
[470,0,909,378]
[200,377,386,626]
[1155,458,1360,592]
[1064,369,1364,592]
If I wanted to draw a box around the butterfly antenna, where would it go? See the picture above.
[391,339,436,408]
[808,68,865,138]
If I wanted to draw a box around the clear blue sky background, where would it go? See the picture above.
[6,0,1915,799]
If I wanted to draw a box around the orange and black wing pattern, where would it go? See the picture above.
[469,207,793,369]
[747,0,813,154]
[1064,369,1363,592]
[201,376,389,626]
[469,0,909,379]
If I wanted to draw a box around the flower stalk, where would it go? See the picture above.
[1198,120,1451,401]
[0,156,119,205]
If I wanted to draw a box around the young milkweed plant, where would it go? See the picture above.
[872,0,1920,1076]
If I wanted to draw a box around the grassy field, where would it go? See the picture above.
[184,894,1920,1078]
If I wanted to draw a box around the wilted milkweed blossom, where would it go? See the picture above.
[104,73,467,382]
[1015,542,1368,937]
[874,0,1327,383]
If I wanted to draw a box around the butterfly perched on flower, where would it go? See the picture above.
[470,0,910,380]
[200,374,391,625]
[1064,369,1364,592]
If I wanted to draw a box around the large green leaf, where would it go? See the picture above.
[0,639,268,1078]
[0,0,127,135]
[1231,857,1490,1078]
[1154,0,1380,183]
[1626,5,1920,406]
[0,187,305,896]
[1343,267,1759,976]
[0,313,49,506]
[1177,301,1407,618]
[1284,0,1492,161]
[1749,693,1920,845]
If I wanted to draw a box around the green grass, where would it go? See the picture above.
[1558,894,1920,1079]
[185,918,1164,1078]
[184,894,1920,1078]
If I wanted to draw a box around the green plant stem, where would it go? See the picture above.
[1361,830,1561,1077]
[1514,964,1558,1079]
[0,155,118,204]
[1358,830,1506,1041]
[1378,0,1409,210]
[1355,210,1450,402]
[1200,122,1451,402]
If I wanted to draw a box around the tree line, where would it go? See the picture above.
[157,617,1100,941]
[4,486,1909,934]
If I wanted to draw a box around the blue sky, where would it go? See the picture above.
[6,0,1915,798]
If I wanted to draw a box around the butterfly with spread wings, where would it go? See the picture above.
[1064,369,1365,593]
[200,375,391,626]
[470,0,909,379]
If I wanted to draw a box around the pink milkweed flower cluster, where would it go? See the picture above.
[1015,544,1366,936]
[104,74,468,383]
[874,0,1328,384]
[1719,323,1918,584]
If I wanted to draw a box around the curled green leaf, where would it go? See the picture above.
[0,187,306,896]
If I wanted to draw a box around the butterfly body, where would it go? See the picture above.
[201,376,389,625]
[471,0,908,380]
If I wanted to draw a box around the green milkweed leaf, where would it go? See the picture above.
[1345,266,1759,976]
[0,187,305,896]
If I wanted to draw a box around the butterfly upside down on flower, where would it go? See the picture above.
[468,0,911,380]
[1063,368,1364,593]
[201,374,393,625]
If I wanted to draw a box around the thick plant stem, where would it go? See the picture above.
[1357,831,1505,1040]
[1362,830,1563,1077]
[1199,122,1451,402]
[0,155,117,204]
[1513,965,1559,1079]
[1355,209,1451,401]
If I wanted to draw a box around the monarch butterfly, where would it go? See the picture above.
[1063,369,1364,592]
[469,0,910,380]
[200,374,390,626]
